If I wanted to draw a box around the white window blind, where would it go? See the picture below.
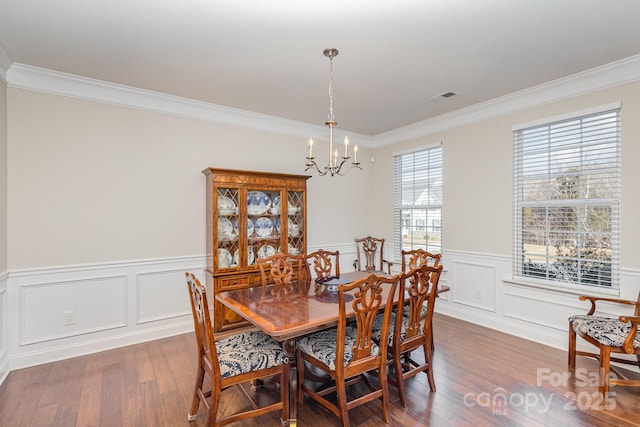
[513,107,621,288]
[393,146,442,259]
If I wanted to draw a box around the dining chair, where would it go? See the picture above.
[372,264,443,407]
[400,249,442,321]
[306,249,340,283]
[353,236,393,274]
[568,291,640,395]
[185,272,290,426]
[401,249,441,272]
[296,273,400,427]
[257,252,310,301]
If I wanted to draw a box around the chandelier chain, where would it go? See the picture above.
[328,55,335,123]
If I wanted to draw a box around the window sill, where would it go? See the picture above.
[504,276,620,297]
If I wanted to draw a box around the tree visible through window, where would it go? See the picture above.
[393,146,442,258]
[513,106,620,288]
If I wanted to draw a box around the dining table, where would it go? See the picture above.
[215,270,449,426]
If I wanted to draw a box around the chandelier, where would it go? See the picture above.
[305,48,361,176]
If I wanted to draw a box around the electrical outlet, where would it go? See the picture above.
[63,310,75,326]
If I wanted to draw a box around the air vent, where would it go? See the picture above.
[429,91,458,102]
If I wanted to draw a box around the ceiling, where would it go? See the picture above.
[1,0,639,136]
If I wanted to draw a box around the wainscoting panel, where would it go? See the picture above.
[20,274,127,345]
[502,289,577,330]
[451,260,496,312]
[136,268,193,324]
[435,250,640,353]
[6,256,206,372]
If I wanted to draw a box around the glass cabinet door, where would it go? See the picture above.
[287,190,304,255]
[215,187,239,270]
[248,188,282,264]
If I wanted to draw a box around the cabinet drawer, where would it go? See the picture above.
[219,275,250,290]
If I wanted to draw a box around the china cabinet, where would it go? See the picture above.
[202,168,310,332]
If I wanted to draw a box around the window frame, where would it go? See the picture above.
[512,103,621,290]
[393,144,443,260]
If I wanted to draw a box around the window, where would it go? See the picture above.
[513,104,621,288]
[394,145,442,258]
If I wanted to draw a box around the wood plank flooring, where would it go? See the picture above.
[1,313,639,426]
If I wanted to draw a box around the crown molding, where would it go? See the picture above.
[0,44,11,84]
[372,54,640,147]
[6,63,373,147]
[5,55,640,148]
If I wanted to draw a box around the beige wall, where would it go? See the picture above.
[372,81,640,270]
[6,88,373,270]
[6,80,640,273]
[0,80,7,273]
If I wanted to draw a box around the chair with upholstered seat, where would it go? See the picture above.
[296,273,400,427]
[306,249,340,283]
[568,291,640,395]
[401,249,441,272]
[400,249,442,322]
[185,272,289,426]
[353,236,393,274]
[372,264,443,407]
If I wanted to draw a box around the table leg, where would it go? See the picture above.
[282,338,298,427]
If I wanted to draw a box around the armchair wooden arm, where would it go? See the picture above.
[578,294,640,316]
[381,259,394,274]
[353,258,393,274]
[617,315,640,354]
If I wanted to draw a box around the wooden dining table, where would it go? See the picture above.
[215,270,449,426]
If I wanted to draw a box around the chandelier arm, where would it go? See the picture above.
[305,158,329,176]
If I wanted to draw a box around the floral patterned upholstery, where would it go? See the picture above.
[216,330,288,379]
[569,314,640,348]
[372,312,423,346]
[297,327,379,370]
[402,304,428,320]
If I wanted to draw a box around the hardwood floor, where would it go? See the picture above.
[1,313,639,426]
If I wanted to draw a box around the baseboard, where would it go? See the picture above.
[9,320,193,370]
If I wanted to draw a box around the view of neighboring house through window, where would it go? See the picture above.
[513,104,621,288]
[393,145,442,259]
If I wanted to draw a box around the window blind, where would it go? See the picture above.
[513,107,621,288]
[393,146,443,259]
